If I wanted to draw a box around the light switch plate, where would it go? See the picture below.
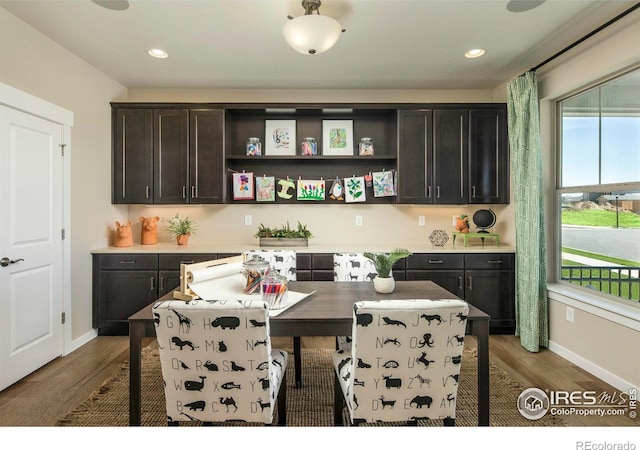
[418,216,425,227]
[355,215,363,226]
[566,306,574,323]
[244,215,252,226]
[453,215,458,226]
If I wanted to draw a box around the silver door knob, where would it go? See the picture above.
[1,257,24,267]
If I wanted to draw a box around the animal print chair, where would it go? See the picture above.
[333,299,469,426]
[243,250,304,388]
[154,299,288,425]
[332,253,378,350]
[333,252,377,282]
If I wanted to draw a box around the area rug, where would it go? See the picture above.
[56,347,565,427]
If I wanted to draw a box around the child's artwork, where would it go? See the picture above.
[372,170,396,197]
[233,172,254,200]
[255,176,275,202]
[276,178,296,200]
[344,176,366,203]
[329,177,344,201]
[297,179,326,201]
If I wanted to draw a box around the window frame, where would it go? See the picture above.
[552,66,640,319]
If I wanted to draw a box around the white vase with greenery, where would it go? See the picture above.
[364,248,412,294]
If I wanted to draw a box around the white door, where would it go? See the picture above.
[0,104,63,391]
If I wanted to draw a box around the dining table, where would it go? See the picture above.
[128,280,491,426]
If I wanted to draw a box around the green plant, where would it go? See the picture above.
[254,221,313,239]
[163,212,197,237]
[364,247,412,278]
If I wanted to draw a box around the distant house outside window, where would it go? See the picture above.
[556,68,640,305]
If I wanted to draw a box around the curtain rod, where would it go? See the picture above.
[528,2,640,73]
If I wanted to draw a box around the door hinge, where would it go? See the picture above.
[61,312,66,324]
[61,229,66,240]
[59,143,66,156]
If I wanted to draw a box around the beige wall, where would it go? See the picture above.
[536,10,640,390]
[1,8,127,346]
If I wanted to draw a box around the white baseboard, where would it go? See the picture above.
[548,340,637,392]
[63,329,98,356]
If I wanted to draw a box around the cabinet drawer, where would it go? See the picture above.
[312,254,334,270]
[406,253,463,270]
[465,253,514,270]
[159,253,217,270]
[97,254,158,270]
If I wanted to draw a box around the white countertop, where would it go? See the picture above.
[91,241,515,254]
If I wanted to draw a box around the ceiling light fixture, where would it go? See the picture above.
[465,49,486,59]
[283,0,345,55]
[92,0,130,11]
[148,48,168,59]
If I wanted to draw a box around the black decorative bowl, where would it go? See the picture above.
[473,209,496,233]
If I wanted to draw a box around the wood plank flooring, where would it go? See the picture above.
[0,335,636,427]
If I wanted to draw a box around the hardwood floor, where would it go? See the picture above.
[0,335,636,427]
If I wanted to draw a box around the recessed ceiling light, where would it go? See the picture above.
[92,0,129,11]
[465,49,486,59]
[148,49,168,59]
[507,0,545,13]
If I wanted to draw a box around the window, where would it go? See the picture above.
[556,68,640,304]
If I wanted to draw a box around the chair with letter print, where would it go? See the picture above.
[332,253,378,350]
[243,250,304,388]
[333,299,469,426]
[154,298,288,425]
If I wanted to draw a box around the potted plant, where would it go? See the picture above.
[163,212,198,245]
[254,221,313,247]
[363,247,412,293]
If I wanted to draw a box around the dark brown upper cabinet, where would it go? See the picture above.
[112,104,224,204]
[398,108,468,204]
[398,105,508,205]
[468,107,509,204]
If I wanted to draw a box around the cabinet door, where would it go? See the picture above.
[468,108,509,204]
[190,109,224,203]
[153,109,189,204]
[97,270,158,331]
[112,108,153,204]
[465,269,515,333]
[405,270,464,298]
[433,110,468,204]
[398,110,433,203]
[159,270,180,296]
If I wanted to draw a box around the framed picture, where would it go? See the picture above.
[265,120,296,156]
[322,120,353,156]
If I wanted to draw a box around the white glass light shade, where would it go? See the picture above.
[282,15,342,55]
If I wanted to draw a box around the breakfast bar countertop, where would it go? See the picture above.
[91,241,515,254]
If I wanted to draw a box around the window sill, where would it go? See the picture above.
[547,283,640,331]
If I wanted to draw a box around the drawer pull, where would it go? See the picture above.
[160,277,165,292]
[458,276,463,291]
[487,260,503,264]
[428,260,444,264]
[468,276,473,290]
[180,260,195,264]
[150,277,156,292]
[119,260,136,264]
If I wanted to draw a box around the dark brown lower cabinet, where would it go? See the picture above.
[93,250,514,335]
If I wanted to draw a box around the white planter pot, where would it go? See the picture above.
[373,275,395,294]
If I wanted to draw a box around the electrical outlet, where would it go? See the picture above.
[453,215,458,226]
[418,216,426,227]
[355,215,363,226]
[566,306,574,323]
[244,215,252,226]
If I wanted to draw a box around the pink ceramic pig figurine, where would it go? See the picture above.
[114,221,133,247]
[140,216,159,245]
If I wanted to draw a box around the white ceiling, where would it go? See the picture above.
[1,0,637,90]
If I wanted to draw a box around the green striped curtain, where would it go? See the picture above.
[506,72,548,352]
